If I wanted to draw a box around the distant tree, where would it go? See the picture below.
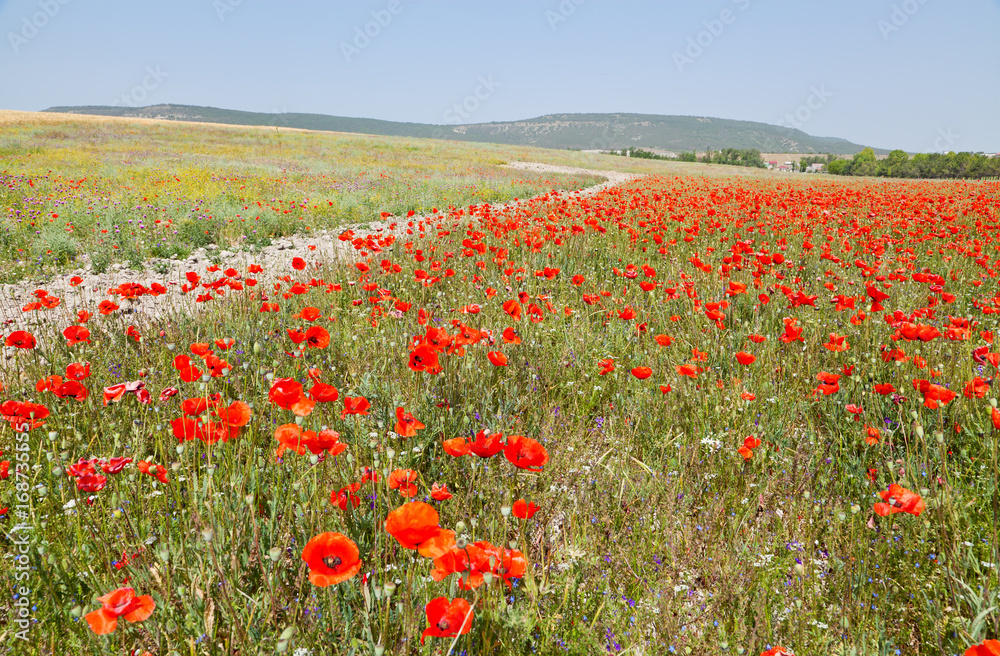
[851,148,879,177]
[881,150,909,177]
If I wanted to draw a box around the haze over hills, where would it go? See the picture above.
[43,104,884,155]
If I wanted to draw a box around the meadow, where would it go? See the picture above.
[1,114,1000,656]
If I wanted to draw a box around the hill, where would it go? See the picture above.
[43,104,881,154]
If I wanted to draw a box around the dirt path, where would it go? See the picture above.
[0,162,641,329]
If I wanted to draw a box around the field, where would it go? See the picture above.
[2,114,1000,656]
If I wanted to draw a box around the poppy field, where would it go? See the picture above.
[3,120,1000,656]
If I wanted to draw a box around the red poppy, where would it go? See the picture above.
[631,366,652,379]
[389,468,419,497]
[301,532,362,586]
[442,437,472,457]
[274,424,345,457]
[502,300,522,321]
[420,597,474,644]
[430,482,452,500]
[488,351,508,367]
[965,639,1000,656]
[735,352,756,365]
[504,435,548,471]
[65,361,91,380]
[760,648,795,656]
[874,484,925,517]
[864,425,880,446]
[823,333,850,352]
[502,327,521,344]
[409,345,442,374]
[84,587,155,635]
[63,325,90,345]
[395,407,425,437]
[342,396,371,419]
[469,430,505,458]
[598,358,615,375]
[5,331,36,349]
[512,498,539,519]
[305,326,330,349]
[137,460,169,484]
[654,334,673,346]
[98,300,119,315]
[268,378,314,416]
[291,256,306,270]
[331,483,362,510]
[384,501,455,558]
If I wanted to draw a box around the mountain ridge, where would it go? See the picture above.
[42,104,886,154]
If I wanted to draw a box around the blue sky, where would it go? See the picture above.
[1,0,997,153]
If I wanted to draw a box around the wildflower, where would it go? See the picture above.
[420,597,474,644]
[84,587,155,635]
[301,532,362,586]
[873,484,925,517]
[512,499,539,519]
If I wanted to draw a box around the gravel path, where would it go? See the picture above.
[0,162,641,329]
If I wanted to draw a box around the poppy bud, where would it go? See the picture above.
[268,547,282,561]
[500,505,511,517]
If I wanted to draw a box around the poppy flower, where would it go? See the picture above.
[874,484,925,517]
[268,378,314,416]
[389,468,419,497]
[760,648,795,656]
[395,407,425,437]
[420,597,474,645]
[84,587,155,635]
[631,366,652,380]
[864,425,880,446]
[598,358,615,375]
[291,256,306,270]
[502,300,522,321]
[409,345,442,374]
[331,483,362,510]
[65,361,91,381]
[310,382,339,403]
[873,383,896,395]
[342,396,371,419]
[137,461,169,484]
[512,499,539,519]
[502,327,521,344]
[965,639,1000,656]
[384,501,455,558]
[274,424,345,457]
[469,430,505,458]
[294,307,322,322]
[676,364,700,378]
[301,532,362,586]
[442,437,472,457]
[305,326,330,349]
[5,331,36,349]
[63,325,90,345]
[430,482,452,501]
[504,435,548,472]
[488,351,508,367]
[735,352,756,365]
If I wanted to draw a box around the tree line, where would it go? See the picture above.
[609,147,765,168]
[827,148,1000,179]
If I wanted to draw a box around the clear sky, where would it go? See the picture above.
[1,0,997,153]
